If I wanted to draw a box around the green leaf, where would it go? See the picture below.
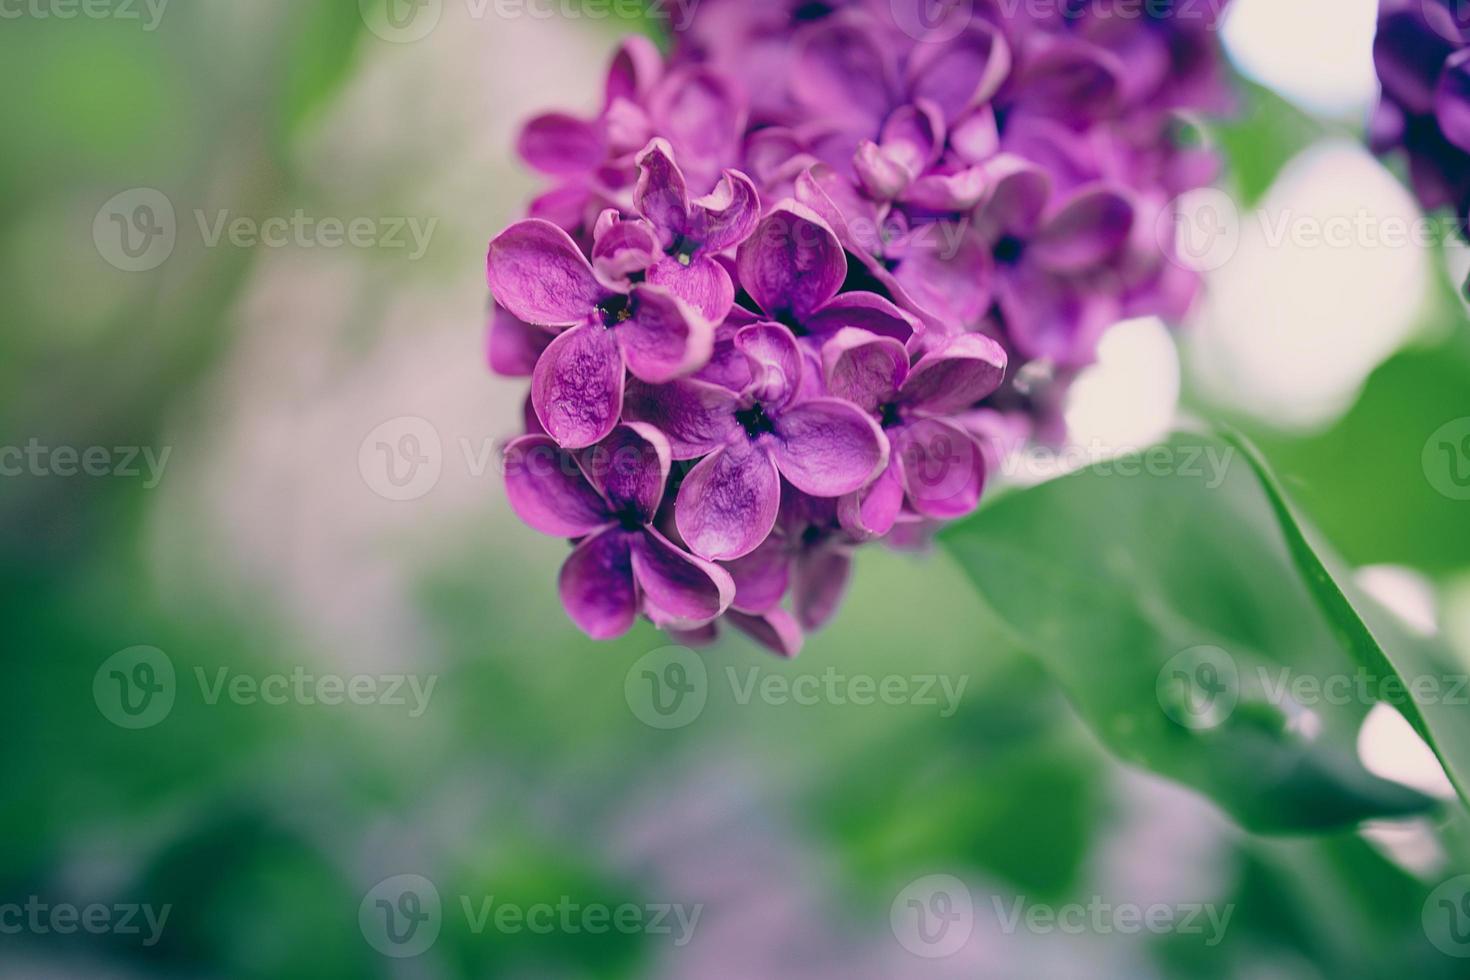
[940,431,1439,833]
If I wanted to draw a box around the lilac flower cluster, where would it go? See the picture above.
[1371,1,1470,245]
[488,1,1234,654]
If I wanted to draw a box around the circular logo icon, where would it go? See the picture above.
[889,0,974,44]
[1423,874,1470,958]
[93,646,176,729]
[93,188,176,273]
[359,416,443,501]
[625,646,708,730]
[360,874,442,958]
[1156,645,1239,731]
[1159,188,1240,274]
[1421,0,1470,44]
[1423,418,1470,501]
[359,0,442,43]
[896,420,984,515]
[891,875,974,958]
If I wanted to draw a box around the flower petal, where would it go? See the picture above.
[881,101,945,177]
[675,439,782,561]
[792,543,852,632]
[900,333,1008,414]
[488,307,552,377]
[901,167,988,212]
[620,284,714,384]
[605,35,662,105]
[517,113,607,177]
[579,423,670,521]
[1438,49,1470,154]
[893,418,986,520]
[646,254,735,324]
[791,16,895,130]
[487,219,604,326]
[1030,187,1135,273]
[907,23,1011,121]
[770,398,888,497]
[691,169,762,252]
[634,138,693,243]
[736,202,848,322]
[838,457,905,539]
[855,141,912,200]
[623,377,740,459]
[803,291,922,343]
[727,607,804,658]
[821,327,908,412]
[1374,8,1456,115]
[892,222,994,328]
[503,434,610,537]
[532,323,626,449]
[592,217,659,286]
[632,528,736,628]
[559,528,638,640]
[723,530,791,614]
[735,322,804,408]
[648,67,745,193]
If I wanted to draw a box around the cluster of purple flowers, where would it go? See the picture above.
[1372,0,1470,245]
[488,0,1234,654]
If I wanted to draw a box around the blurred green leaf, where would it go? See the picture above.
[940,432,1436,833]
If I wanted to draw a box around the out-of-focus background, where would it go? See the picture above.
[3,1,1470,977]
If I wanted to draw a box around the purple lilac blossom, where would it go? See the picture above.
[486,2,1235,651]
[1371,0,1470,265]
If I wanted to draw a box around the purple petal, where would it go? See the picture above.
[623,378,741,459]
[592,217,659,286]
[996,264,1119,368]
[881,101,945,178]
[975,155,1052,239]
[795,164,885,259]
[517,113,607,177]
[727,607,804,658]
[648,67,745,193]
[646,254,735,324]
[559,528,638,640]
[838,457,905,540]
[791,17,895,130]
[503,434,610,537]
[950,107,1000,165]
[487,219,604,326]
[1030,188,1135,273]
[902,167,988,212]
[605,35,662,105]
[900,333,1008,414]
[735,322,804,408]
[634,138,693,242]
[736,202,848,321]
[531,323,625,449]
[1438,49,1470,154]
[690,170,762,252]
[854,141,912,200]
[821,327,908,412]
[693,318,755,391]
[770,398,888,497]
[892,223,994,328]
[793,543,851,632]
[803,291,922,344]
[619,284,714,384]
[488,307,551,377]
[907,24,1011,121]
[633,528,736,629]
[579,423,670,522]
[676,439,782,561]
[723,530,792,614]
[893,418,986,520]
[1015,39,1123,121]
[1374,9,1456,115]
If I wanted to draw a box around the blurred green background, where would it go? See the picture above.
[3,2,1470,977]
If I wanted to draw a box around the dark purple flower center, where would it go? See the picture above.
[878,402,904,429]
[668,234,701,265]
[736,402,777,439]
[792,1,835,23]
[614,508,646,532]
[994,235,1026,266]
[598,294,635,328]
